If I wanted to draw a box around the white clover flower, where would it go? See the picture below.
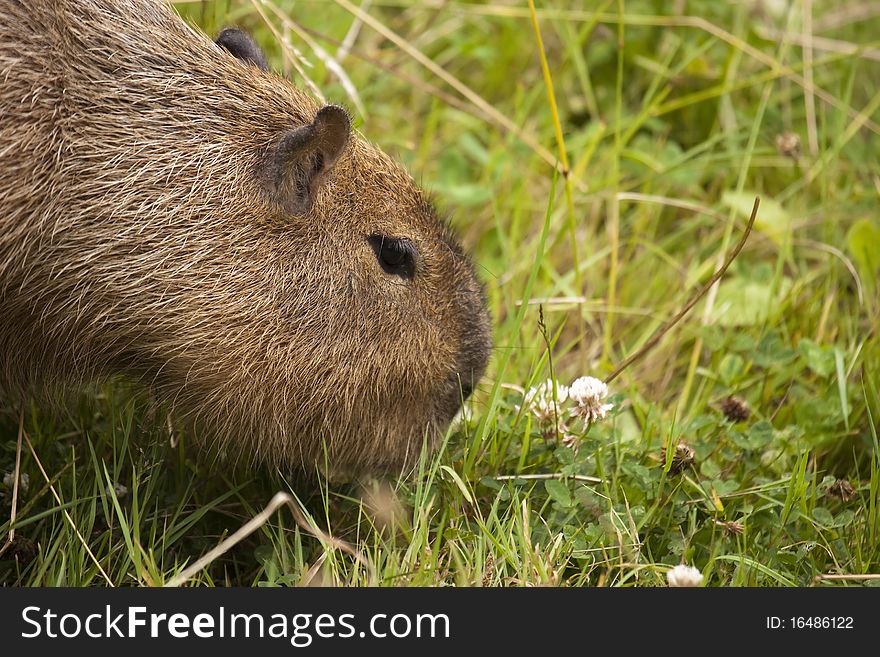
[3,471,29,495]
[666,564,704,587]
[568,376,613,423]
[561,432,580,450]
[520,379,569,424]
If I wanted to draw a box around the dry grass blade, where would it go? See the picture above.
[337,0,370,60]
[301,551,329,586]
[291,22,474,113]
[755,28,880,62]
[493,473,602,484]
[814,573,880,582]
[166,491,373,587]
[248,0,326,102]
[330,0,584,189]
[0,410,24,558]
[813,1,880,32]
[802,0,819,157]
[794,238,864,306]
[261,0,366,116]
[616,193,729,224]
[21,424,114,586]
[605,197,760,384]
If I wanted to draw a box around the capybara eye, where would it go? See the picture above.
[380,241,406,266]
[367,235,416,280]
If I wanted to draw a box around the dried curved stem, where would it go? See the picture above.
[166,491,373,587]
[605,197,760,385]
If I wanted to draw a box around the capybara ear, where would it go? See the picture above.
[270,105,351,216]
[215,27,269,71]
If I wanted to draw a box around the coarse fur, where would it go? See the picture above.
[0,0,491,476]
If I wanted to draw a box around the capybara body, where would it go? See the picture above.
[0,0,491,476]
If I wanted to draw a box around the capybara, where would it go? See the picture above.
[0,0,491,477]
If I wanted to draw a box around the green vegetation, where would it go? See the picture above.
[2,0,879,586]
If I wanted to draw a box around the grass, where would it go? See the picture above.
[2,0,879,587]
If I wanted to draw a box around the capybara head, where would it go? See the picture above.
[0,0,491,476]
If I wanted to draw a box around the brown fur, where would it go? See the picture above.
[0,0,491,476]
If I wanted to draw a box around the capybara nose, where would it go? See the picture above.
[452,323,490,406]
